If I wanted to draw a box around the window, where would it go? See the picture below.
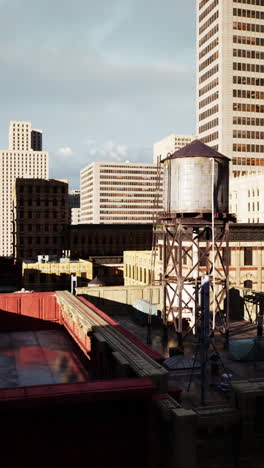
[244,247,253,265]
[244,280,253,289]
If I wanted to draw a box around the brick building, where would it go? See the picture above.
[13,178,68,260]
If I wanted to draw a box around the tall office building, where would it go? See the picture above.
[80,161,163,224]
[153,134,195,164]
[69,190,81,225]
[197,0,264,177]
[0,121,48,256]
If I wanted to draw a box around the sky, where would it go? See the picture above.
[0,0,196,189]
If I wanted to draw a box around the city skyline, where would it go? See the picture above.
[0,0,196,189]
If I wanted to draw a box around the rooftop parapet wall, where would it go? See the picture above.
[76,285,163,312]
[56,291,167,392]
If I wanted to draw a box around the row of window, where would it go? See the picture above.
[233,48,264,60]
[201,132,219,143]
[234,60,264,73]
[19,237,58,245]
[199,37,218,60]
[100,175,158,181]
[233,144,264,152]
[248,202,260,211]
[199,0,210,9]
[19,199,62,207]
[233,0,264,5]
[100,169,158,175]
[199,78,219,97]
[199,104,218,121]
[100,181,160,186]
[18,211,61,219]
[233,130,264,139]
[19,185,65,194]
[233,7,264,18]
[233,89,264,99]
[233,116,264,126]
[233,34,264,46]
[100,194,157,200]
[199,51,219,72]
[233,76,264,87]
[199,11,219,36]
[199,24,219,48]
[199,0,218,22]
[199,118,218,134]
[233,102,264,112]
[199,64,218,84]
[199,91,219,109]
[248,188,260,197]
[100,210,155,215]
[232,157,264,166]
[18,224,58,233]
[233,21,264,32]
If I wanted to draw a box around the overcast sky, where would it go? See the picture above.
[0,0,196,189]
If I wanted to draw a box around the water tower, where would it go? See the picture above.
[156,140,232,346]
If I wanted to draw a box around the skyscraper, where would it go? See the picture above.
[80,161,163,224]
[197,0,264,177]
[0,121,48,256]
[153,134,195,164]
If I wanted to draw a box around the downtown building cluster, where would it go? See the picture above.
[2,0,264,259]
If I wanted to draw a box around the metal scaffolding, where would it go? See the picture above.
[156,212,231,345]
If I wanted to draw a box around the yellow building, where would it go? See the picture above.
[22,258,93,291]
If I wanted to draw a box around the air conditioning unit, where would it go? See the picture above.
[37,255,49,263]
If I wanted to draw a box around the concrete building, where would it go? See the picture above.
[124,224,264,293]
[80,161,163,224]
[230,173,264,222]
[13,178,68,260]
[65,224,153,259]
[153,134,195,164]
[197,0,264,177]
[22,258,93,291]
[0,121,48,256]
[69,189,80,225]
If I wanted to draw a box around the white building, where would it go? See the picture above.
[69,190,81,225]
[230,174,264,223]
[80,161,163,224]
[197,0,264,177]
[0,121,48,256]
[153,134,195,164]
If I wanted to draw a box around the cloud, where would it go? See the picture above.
[56,146,73,157]
[0,0,196,189]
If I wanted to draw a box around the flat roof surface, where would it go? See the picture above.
[0,329,90,388]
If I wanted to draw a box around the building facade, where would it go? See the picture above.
[153,134,195,164]
[22,258,93,291]
[0,121,48,256]
[124,224,264,292]
[69,189,81,225]
[13,178,68,260]
[230,173,264,222]
[80,161,163,224]
[197,0,264,177]
[66,224,153,259]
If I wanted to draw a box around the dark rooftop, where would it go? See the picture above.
[162,139,230,162]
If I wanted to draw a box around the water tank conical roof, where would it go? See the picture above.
[162,139,230,162]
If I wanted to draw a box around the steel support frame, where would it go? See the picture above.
[160,216,230,339]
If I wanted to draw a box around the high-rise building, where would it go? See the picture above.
[197,0,264,177]
[0,121,48,256]
[13,178,68,260]
[230,173,264,222]
[69,190,81,225]
[153,134,195,164]
[80,161,163,224]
